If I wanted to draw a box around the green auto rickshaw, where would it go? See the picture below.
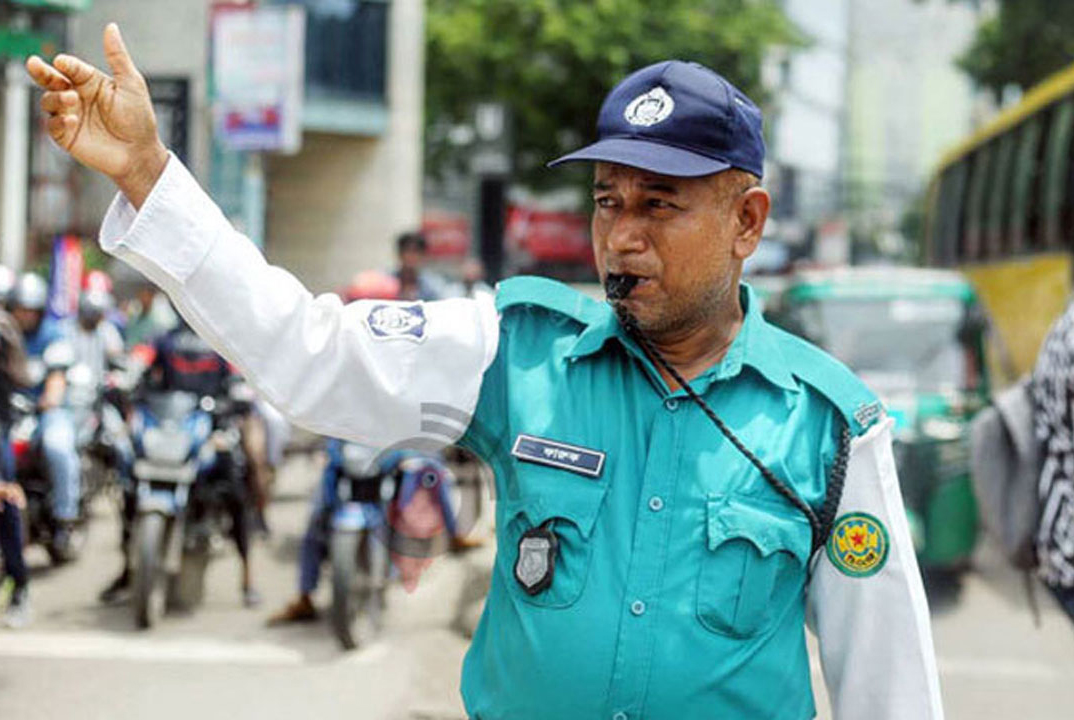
[763,267,987,574]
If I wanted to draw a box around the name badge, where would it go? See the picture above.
[511,434,606,478]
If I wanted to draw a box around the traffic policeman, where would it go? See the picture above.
[28,26,943,720]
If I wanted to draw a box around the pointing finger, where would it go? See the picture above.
[103,23,139,83]
[53,53,100,87]
[25,56,72,91]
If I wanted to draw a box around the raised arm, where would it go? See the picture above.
[27,25,499,448]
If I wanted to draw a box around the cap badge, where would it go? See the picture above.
[624,86,675,127]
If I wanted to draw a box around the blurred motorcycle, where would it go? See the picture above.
[128,389,213,628]
[325,439,396,650]
[172,378,256,610]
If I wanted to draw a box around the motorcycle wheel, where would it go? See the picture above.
[330,530,363,651]
[174,537,210,612]
[365,530,390,635]
[133,512,169,629]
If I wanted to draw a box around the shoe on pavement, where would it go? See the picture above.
[266,595,317,625]
[99,570,131,604]
[243,587,263,609]
[3,585,31,629]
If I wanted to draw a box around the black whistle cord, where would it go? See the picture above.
[606,276,851,553]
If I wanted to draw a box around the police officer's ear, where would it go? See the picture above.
[730,185,770,260]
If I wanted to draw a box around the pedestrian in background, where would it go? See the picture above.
[1031,301,1074,621]
[394,231,451,301]
[0,271,32,627]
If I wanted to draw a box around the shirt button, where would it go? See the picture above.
[630,600,646,616]
[664,398,679,412]
[648,496,664,512]
[613,713,628,720]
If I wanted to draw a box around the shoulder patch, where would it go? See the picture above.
[365,303,427,342]
[494,276,602,326]
[768,325,882,436]
[826,512,890,577]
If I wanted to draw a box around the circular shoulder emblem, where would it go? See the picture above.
[826,512,889,577]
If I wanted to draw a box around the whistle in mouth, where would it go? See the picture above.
[605,273,640,301]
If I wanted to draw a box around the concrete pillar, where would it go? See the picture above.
[0,61,29,271]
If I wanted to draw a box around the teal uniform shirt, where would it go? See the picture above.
[458,276,879,720]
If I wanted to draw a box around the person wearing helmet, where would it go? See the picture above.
[72,289,124,385]
[10,272,82,553]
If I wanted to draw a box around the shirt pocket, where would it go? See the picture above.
[501,463,610,609]
[696,493,812,638]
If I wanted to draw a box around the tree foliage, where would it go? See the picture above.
[425,0,802,188]
[957,0,1074,101]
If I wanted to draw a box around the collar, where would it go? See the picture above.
[567,282,799,393]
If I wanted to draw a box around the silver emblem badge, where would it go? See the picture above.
[515,522,559,596]
[624,86,675,127]
[516,536,551,590]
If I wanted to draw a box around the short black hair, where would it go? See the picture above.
[396,231,428,254]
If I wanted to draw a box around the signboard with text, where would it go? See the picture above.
[212,5,305,153]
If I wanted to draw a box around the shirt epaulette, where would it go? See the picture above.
[494,276,602,327]
[768,324,883,436]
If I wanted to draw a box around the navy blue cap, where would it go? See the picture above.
[549,60,765,178]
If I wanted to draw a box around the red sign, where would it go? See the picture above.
[421,210,471,258]
[506,207,593,264]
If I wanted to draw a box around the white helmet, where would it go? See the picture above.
[11,273,48,311]
[78,289,114,323]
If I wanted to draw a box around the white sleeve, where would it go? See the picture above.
[806,416,945,720]
[98,154,500,447]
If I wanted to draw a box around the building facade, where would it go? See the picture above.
[843,0,979,253]
[69,0,423,293]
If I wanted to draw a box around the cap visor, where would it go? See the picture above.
[548,137,731,178]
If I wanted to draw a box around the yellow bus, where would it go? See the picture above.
[925,63,1074,386]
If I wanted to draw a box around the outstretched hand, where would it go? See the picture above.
[25,23,168,208]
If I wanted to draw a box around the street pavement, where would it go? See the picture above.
[1,452,1073,719]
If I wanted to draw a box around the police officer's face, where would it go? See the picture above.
[591,163,769,336]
